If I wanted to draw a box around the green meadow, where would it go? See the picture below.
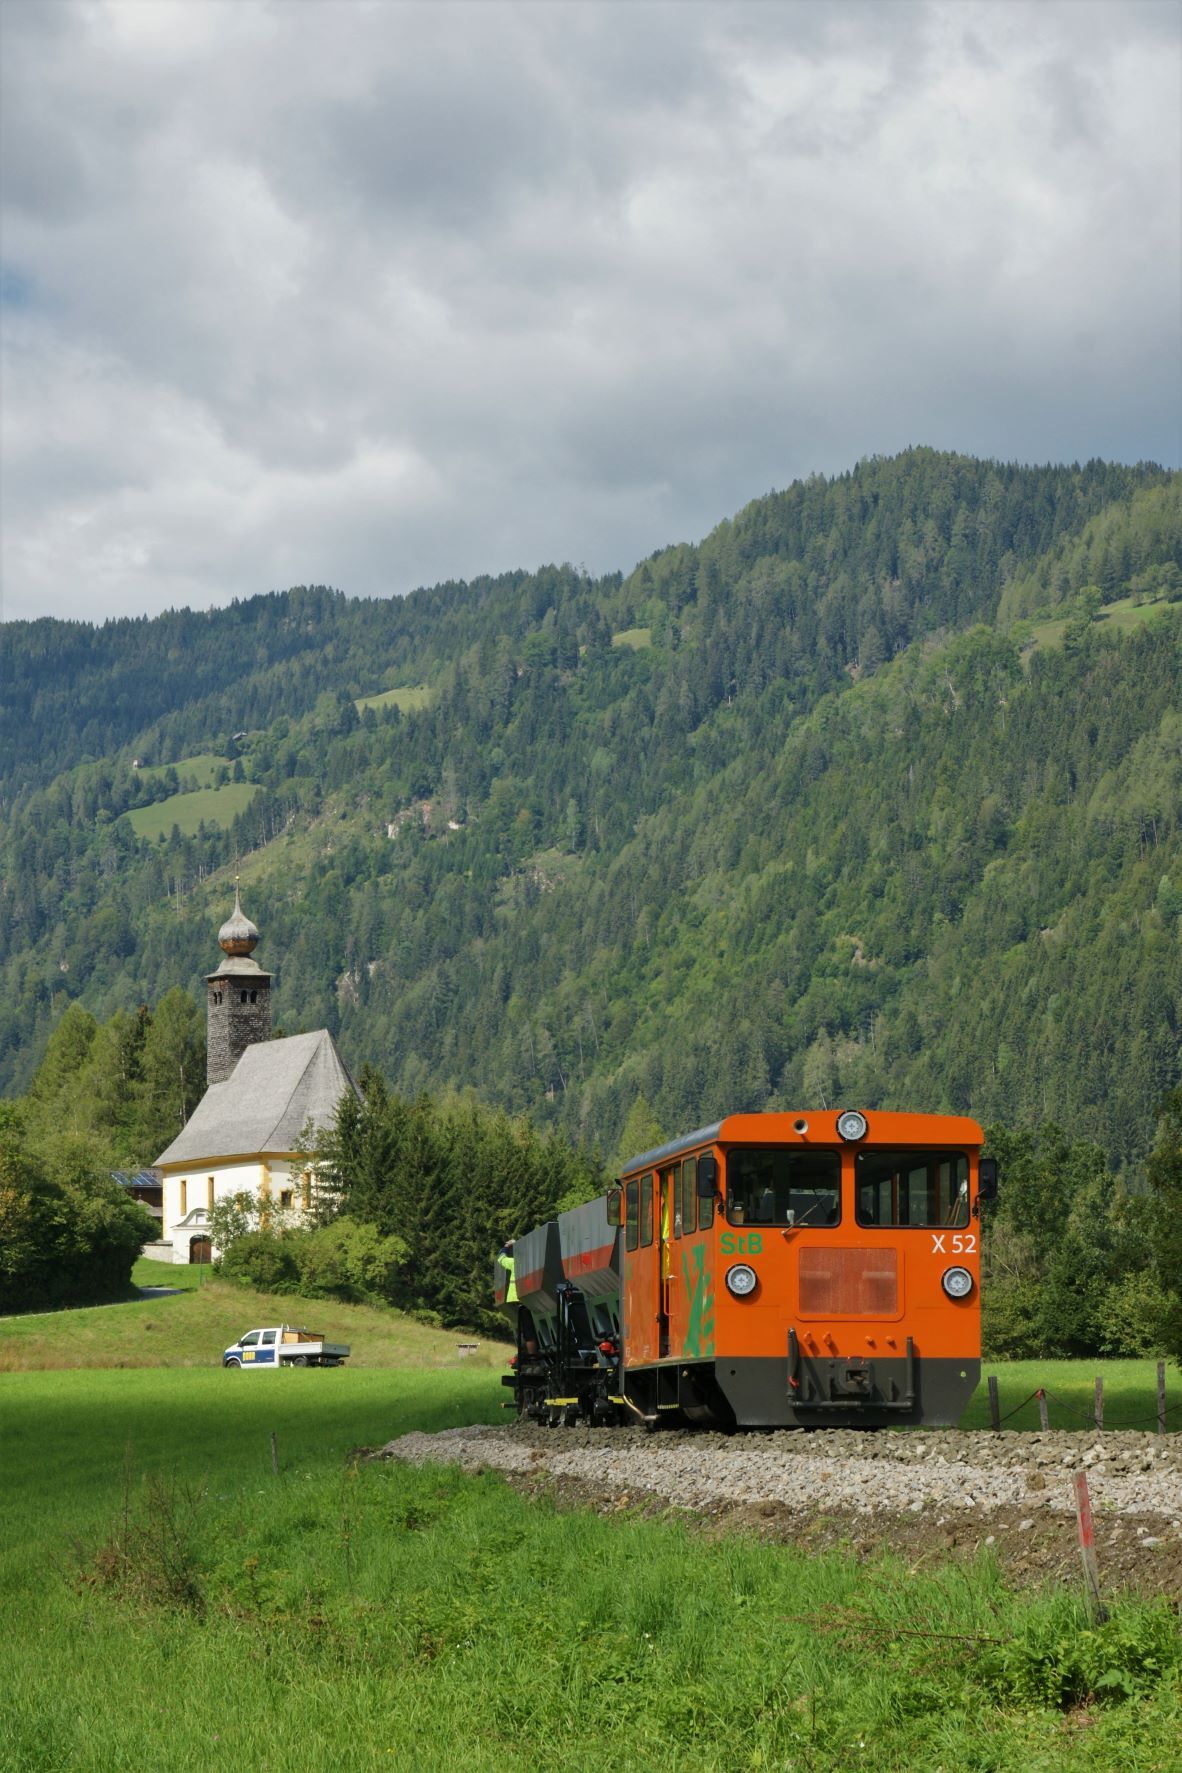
[125,781,261,840]
[2,1282,1180,1773]
[134,753,230,790]
[1022,591,1173,658]
[354,684,433,714]
[3,1364,1180,1773]
[133,1254,205,1289]
[961,1359,1181,1434]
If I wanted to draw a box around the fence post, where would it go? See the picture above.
[1094,1375,1103,1433]
[1073,1470,1107,1623]
[988,1375,1000,1431]
[1159,1361,1167,1437]
[1038,1388,1049,1432]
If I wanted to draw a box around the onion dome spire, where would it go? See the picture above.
[218,881,259,958]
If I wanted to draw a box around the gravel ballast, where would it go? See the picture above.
[374,1422,1182,1521]
[366,1421,1182,1593]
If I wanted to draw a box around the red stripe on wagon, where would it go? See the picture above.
[562,1241,616,1277]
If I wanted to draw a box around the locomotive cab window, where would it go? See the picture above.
[855,1151,969,1227]
[625,1179,639,1252]
[640,1173,654,1247]
[680,1157,697,1236]
[727,1148,840,1226]
[696,1154,715,1230]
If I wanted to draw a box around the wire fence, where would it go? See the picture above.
[987,1383,1182,1431]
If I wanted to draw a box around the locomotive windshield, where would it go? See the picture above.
[855,1151,969,1227]
[726,1148,840,1226]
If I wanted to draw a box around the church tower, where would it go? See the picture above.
[206,883,272,1085]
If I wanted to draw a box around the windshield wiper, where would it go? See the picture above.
[789,1196,834,1228]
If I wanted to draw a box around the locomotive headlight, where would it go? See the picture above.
[725,1263,758,1298]
[836,1110,868,1142]
[942,1266,974,1300]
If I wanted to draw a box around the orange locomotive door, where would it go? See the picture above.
[622,1171,660,1367]
[661,1157,698,1361]
[658,1168,673,1357]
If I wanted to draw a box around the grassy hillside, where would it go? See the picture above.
[1022,589,1175,658]
[354,683,432,714]
[0,1277,508,1372]
[132,1254,203,1288]
[134,752,229,789]
[124,780,261,839]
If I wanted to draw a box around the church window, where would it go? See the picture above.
[180,1178,187,1215]
[279,1189,293,1209]
[240,991,248,1003]
[250,991,257,1004]
[207,1177,215,1210]
[302,1171,312,1211]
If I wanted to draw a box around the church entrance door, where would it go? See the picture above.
[189,1236,212,1265]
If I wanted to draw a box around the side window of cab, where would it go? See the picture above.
[240,1331,260,1347]
[625,1180,639,1252]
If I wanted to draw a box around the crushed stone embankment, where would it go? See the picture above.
[366,1421,1182,1594]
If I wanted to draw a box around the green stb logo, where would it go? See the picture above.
[719,1231,763,1255]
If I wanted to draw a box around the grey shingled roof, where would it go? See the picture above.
[155,1030,359,1166]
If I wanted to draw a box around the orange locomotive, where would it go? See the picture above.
[496,1109,997,1429]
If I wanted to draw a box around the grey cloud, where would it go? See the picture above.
[0,0,1178,623]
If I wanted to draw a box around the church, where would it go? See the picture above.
[155,886,358,1264]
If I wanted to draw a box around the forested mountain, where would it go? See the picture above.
[2,448,1179,1177]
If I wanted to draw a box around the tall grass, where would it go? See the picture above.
[2,1369,1179,1772]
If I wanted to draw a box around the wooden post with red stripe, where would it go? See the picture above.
[1073,1470,1106,1623]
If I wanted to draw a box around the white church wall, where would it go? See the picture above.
[161,1159,311,1263]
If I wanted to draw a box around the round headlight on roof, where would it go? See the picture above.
[725,1264,758,1298]
[942,1266,974,1300]
[836,1110,868,1142]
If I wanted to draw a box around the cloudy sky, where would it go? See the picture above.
[1,0,1179,624]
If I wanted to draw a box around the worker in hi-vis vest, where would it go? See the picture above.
[497,1240,518,1303]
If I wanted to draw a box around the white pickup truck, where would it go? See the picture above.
[223,1325,351,1369]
